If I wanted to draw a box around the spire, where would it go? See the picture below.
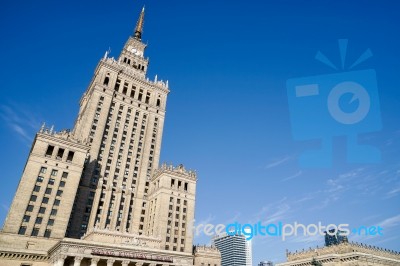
[134,6,145,40]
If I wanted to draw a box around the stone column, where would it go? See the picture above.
[54,255,67,266]
[135,262,143,266]
[121,260,130,266]
[107,259,116,266]
[90,257,100,266]
[74,256,83,266]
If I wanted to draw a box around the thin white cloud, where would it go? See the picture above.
[252,198,291,224]
[0,103,42,145]
[10,123,31,142]
[265,156,291,169]
[378,214,400,229]
[370,235,400,245]
[385,187,400,198]
[281,170,302,182]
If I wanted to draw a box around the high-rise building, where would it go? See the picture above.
[0,7,205,266]
[212,231,252,266]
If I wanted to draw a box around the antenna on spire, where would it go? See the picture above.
[134,6,145,40]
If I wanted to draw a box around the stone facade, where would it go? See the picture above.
[145,164,197,254]
[0,6,214,266]
[193,246,221,266]
[2,128,89,239]
[276,242,400,266]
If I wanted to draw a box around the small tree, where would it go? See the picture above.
[311,258,323,266]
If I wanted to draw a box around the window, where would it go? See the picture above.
[30,195,37,202]
[42,197,49,204]
[18,226,27,235]
[56,148,64,159]
[26,205,34,212]
[138,89,143,101]
[122,83,128,94]
[39,207,46,214]
[156,98,161,107]
[31,228,39,236]
[51,170,58,176]
[56,190,63,196]
[35,217,42,224]
[33,185,40,192]
[48,219,55,226]
[114,78,121,91]
[184,182,188,191]
[54,199,60,206]
[62,172,68,178]
[44,229,51,238]
[48,178,55,185]
[36,176,44,182]
[59,181,66,187]
[45,188,52,194]
[40,167,47,174]
[67,151,74,162]
[45,145,54,156]
[23,215,30,222]
[103,76,110,86]
[51,209,57,216]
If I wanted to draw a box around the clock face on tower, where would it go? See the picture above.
[130,47,143,56]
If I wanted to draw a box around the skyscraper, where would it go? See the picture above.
[213,231,252,266]
[0,7,209,266]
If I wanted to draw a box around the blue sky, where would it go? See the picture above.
[1,0,399,264]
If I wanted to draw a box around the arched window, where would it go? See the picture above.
[156,99,161,107]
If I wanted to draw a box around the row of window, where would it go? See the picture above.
[104,75,162,108]
[18,167,68,238]
[45,145,75,162]
[121,56,146,71]
[18,226,51,238]
[171,178,189,192]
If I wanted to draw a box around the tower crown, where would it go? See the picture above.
[116,7,149,76]
[134,6,145,40]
